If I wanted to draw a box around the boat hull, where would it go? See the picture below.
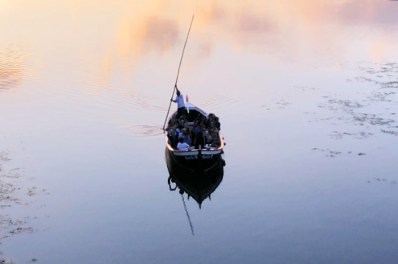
[165,147,224,174]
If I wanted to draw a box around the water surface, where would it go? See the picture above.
[1,1,398,263]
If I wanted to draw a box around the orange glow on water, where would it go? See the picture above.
[1,0,398,87]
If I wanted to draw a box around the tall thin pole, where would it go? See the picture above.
[162,15,195,131]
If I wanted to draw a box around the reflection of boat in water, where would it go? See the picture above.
[167,153,225,207]
[164,101,225,173]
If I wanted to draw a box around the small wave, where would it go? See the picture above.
[83,87,173,113]
[0,45,25,91]
[128,124,164,137]
[200,95,238,108]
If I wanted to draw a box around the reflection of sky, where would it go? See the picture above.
[0,45,24,90]
[2,1,398,69]
[1,2,398,263]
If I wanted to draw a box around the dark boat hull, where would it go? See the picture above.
[165,147,224,174]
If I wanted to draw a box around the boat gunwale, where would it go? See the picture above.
[164,134,224,154]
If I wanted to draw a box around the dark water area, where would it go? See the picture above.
[1,1,398,263]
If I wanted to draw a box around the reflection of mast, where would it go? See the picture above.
[181,194,195,236]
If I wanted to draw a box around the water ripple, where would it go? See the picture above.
[315,61,398,141]
[0,45,25,91]
[127,124,163,137]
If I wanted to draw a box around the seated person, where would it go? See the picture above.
[177,128,191,145]
[176,137,190,151]
[167,129,178,147]
[204,129,213,145]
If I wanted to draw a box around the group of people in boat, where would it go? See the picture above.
[167,88,221,151]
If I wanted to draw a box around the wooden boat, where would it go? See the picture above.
[164,102,225,173]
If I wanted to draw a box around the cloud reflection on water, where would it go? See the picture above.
[1,1,398,262]
[0,45,25,90]
[1,0,398,87]
[95,0,398,76]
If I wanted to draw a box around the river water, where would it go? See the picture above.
[1,1,398,263]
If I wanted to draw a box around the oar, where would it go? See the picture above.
[162,15,195,131]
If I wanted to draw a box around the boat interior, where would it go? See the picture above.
[165,109,222,151]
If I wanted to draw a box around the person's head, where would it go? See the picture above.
[178,137,184,143]
[176,90,181,96]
